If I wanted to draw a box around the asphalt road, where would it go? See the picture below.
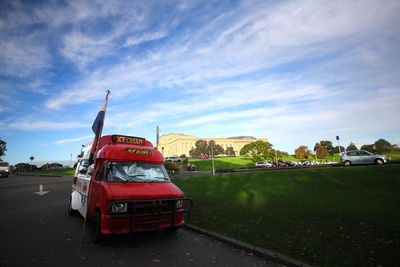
[0,175,281,267]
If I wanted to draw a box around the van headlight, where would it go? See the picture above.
[176,200,183,209]
[111,203,127,213]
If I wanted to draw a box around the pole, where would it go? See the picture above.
[275,149,277,161]
[156,126,159,150]
[336,136,342,155]
[211,145,215,176]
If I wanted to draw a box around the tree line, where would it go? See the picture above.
[189,140,235,157]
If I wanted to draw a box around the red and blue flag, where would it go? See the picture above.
[88,90,110,165]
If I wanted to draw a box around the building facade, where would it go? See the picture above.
[155,133,268,157]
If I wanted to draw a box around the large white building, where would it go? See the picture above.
[155,133,268,157]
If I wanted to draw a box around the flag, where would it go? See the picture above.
[88,90,110,165]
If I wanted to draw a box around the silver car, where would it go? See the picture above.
[255,161,273,167]
[340,150,388,166]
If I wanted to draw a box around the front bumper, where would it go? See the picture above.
[0,170,9,177]
[103,198,193,234]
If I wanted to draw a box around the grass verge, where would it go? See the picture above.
[173,165,400,266]
[31,168,75,175]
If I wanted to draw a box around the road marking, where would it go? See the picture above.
[35,184,49,196]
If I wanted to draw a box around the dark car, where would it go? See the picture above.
[340,150,388,166]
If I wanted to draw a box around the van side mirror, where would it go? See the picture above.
[88,164,95,176]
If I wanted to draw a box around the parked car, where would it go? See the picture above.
[164,156,181,162]
[195,155,208,159]
[0,161,10,178]
[255,161,273,167]
[271,161,285,167]
[340,150,388,166]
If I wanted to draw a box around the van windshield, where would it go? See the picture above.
[0,162,9,167]
[106,161,170,183]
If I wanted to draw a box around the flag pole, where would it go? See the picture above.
[80,90,110,246]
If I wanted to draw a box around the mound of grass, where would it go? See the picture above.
[174,165,400,266]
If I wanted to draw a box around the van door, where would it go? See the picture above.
[88,161,106,217]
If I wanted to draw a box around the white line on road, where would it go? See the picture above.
[35,184,49,196]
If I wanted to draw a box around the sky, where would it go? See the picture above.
[1,0,400,166]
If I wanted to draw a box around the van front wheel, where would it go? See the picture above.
[90,211,104,244]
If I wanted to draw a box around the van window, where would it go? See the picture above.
[78,160,89,174]
[0,162,9,167]
[106,161,170,183]
[95,162,105,181]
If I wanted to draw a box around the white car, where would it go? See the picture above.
[0,161,10,178]
[164,156,181,162]
[255,161,273,167]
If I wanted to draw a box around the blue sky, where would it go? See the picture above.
[1,0,400,166]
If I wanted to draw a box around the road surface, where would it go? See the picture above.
[0,175,281,267]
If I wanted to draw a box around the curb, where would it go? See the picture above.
[185,224,312,267]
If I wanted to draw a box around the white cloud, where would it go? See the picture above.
[125,31,168,47]
[7,120,88,131]
[52,135,93,144]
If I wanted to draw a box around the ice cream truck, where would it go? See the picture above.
[69,134,192,242]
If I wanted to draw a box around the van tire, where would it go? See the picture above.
[90,211,104,244]
[68,197,77,216]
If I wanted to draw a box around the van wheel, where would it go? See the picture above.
[344,161,351,167]
[68,197,77,216]
[375,159,384,165]
[166,226,180,236]
[167,226,179,232]
[90,211,104,244]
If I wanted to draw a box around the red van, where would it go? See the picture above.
[69,134,192,242]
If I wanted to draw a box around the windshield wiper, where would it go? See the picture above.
[154,177,169,181]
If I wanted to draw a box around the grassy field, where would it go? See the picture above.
[188,157,254,171]
[173,165,400,266]
[31,168,75,175]
[188,152,400,171]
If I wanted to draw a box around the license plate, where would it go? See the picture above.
[143,222,158,229]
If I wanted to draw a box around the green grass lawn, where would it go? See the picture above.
[385,152,400,160]
[31,168,75,175]
[188,155,341,171]
[188,157,254,171]
[173,165,400,266]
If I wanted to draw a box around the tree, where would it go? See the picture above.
[314,140,334,155]
[0,138,7,159]
[15,163,37,172]
[374,139,392,154]
[346,142,358,151]
[207,140,224,156]
[315,144,329,158]
[295,146,313,159]
[240,141,273,163]
[189,140,208,156]
[360,144,375,153]
[189,140,224,156]
[225,147,235,157]
[333,146,345,153]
